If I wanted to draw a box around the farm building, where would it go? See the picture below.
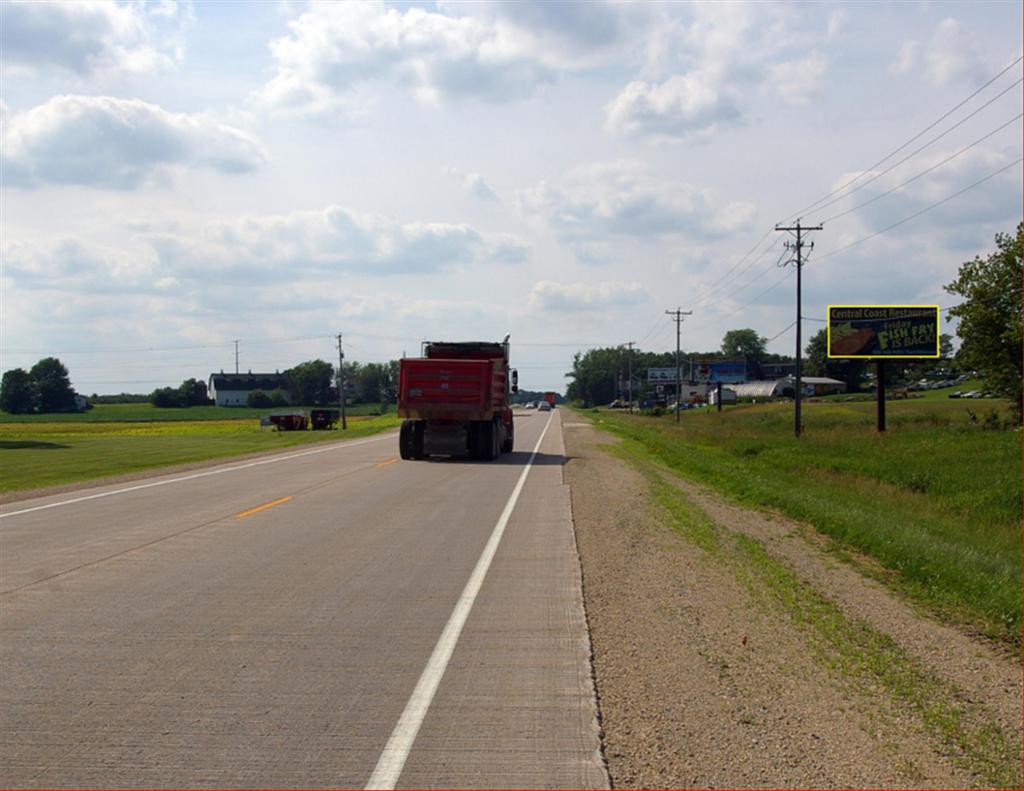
[732,376,846,399]
[208,372,289,407]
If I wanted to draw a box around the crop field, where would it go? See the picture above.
[0,413,400,494]
[579,396,1022,648]
[0,402,390,423]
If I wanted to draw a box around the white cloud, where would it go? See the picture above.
[769,53,827,105]
[256,1,573,116]
[0,0,191,77]
[2,95,266,189]
[528,280,649,313]
[144,204,526,281]
[517,160,756,241]
[604,74,741,141]
[443,165,499,201]
[606,3,835,141]
[892,18,990,86]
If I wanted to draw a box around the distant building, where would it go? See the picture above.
[208,371,289,407]
[733,376,846,399]
[756,361,797,380]
[73,393,89,412]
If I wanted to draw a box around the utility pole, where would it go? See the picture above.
[233,340,240,374]
[665,309,692,423]
[624,341,635,413]
[336,333,347,430]
[774,219,822,438]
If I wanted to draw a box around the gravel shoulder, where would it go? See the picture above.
[562,417,1021,789]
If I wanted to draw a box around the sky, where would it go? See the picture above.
[1,0,1021,395]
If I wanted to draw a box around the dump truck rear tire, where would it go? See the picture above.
[399,420,415,460]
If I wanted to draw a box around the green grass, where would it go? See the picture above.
[577,398,1022,648]
[0,402,391,423]
[0,414,400,493]
[607,440,1021,787]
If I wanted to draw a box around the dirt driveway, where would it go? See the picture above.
[562,417,1021,789]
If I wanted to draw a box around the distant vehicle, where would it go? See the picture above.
[523,401,536,409]
[538,401,552,412]
[543,391,557,408]
[948,391,963,399]
[397,338,517,460]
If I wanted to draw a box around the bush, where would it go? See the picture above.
[150,387,183,408]
[269,388,290,407]
[247,389,274,408]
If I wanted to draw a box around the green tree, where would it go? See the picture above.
[178,378,211,406]
[284,360,335,406]
[247,389,273,408]
[721,328,767,361]
[946,224,1023,416]
[150,386,182,408]
[0,368,34,414]
[269,388,290,407]
[30,357,76,413]
[804,329,868,392]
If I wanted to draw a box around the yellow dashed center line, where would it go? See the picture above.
[235,496,292,519]
[375,458,398,468]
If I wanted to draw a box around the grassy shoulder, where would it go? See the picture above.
[609,441,1020,788]
[0,414,401,494]
[572,398,1021,649]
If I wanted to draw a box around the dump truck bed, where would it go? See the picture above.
[398,357,506,421]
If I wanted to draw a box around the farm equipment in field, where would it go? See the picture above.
[268,412,308,431]
[310,409,340,430]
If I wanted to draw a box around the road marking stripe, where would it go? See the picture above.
[235,496,292,519]
[375,458,398,468]
[365,413,555,790]
[0,432,397,519]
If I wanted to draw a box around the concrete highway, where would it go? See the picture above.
[0,409,607,789]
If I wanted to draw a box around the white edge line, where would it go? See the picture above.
[364,412,555,790]
[0,431,397,519]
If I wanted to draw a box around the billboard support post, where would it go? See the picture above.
[876,361,886,433]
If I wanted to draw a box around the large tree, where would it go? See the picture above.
[945,224,1022,416]
[284,360,336,406]
[30,357,76,413]
[721,328,768,362]
[0,368,34,414]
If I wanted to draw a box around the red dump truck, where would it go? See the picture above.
[397,338,518,460]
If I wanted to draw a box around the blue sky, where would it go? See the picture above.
[2,0,1021,394]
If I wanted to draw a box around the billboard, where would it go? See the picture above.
[648,367,680,383]
[693,360,747,384]
[647,360,747,384]
[827,305,939,359]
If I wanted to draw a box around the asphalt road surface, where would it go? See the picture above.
[1,410,607,789]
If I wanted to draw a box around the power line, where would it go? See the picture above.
[783,54,1023,221]
[820,113,1023,224]
[808,79,1023,219]
[765,320,797,343]
[817,156,1022,261]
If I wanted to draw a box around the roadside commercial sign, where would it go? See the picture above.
[695,360,747,383]
[647,367,679,383]
[827,305,939,359]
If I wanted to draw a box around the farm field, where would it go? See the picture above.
[0,402,389,423]
[578,396,1022,648]
[0,412,400,495]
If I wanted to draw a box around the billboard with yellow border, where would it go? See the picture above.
[827,305,940,359]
